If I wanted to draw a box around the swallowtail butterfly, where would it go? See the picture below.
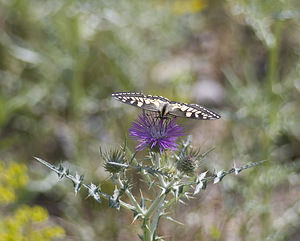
[112,92,221,120]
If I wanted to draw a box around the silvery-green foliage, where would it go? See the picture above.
[35,137,264,241]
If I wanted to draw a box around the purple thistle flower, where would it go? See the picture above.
[129,113,185,153]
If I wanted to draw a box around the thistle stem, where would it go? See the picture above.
[143,217,151,241]
[145,193,166,219]
[150,196,165,238]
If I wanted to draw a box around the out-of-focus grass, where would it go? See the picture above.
[0,0,299,240]
[0,0,181,163]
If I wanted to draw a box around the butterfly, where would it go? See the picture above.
[111,92,221,120]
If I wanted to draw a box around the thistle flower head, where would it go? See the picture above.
[176,148,201,175]
[176,156,196,175]
[102,149,126,174]
[129,113,184,153]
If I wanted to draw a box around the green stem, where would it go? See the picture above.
[143,217,151,241]
[267,20,283,93]
[145,193,166,219]
[150,196,166,238]
[146,177,177,216]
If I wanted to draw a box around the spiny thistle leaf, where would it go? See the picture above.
[57,164,69,180]
[165,216,184,225]
[132,212,142,224]
[109,186,120,210]
[194,181,206,194]
[193,170,208,194]
[72,173,84,194]
[88,183,101,203]
[213,170,225,184]
[199,147,216,159]
[233,162,242,174]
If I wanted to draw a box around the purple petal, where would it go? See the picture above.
[129,113,185,153]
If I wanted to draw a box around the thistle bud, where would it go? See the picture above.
[176,156,196,175]
[103,149,126,174]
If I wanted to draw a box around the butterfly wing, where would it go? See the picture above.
[112,92,221,120]
[168,101,221,120]
[111,92,168,113]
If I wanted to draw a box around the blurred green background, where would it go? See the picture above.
[0,0,299,240]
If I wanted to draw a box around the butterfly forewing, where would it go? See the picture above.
[111,92,168,113]
[111,92,221,120]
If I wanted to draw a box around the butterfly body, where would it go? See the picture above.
[111,92,221,120]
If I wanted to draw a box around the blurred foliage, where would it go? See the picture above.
[0,162,28,204]
[173,0,207,15]
[228,0,299,47]
[0,0,299,240]
[0,162,65,241]
[0,205,65,241]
